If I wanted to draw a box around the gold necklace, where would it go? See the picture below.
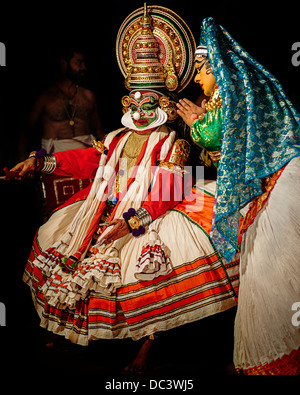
[122,133,149,159]
[118,133,150,194]
[205,86,222,112]
[65,99,77,127]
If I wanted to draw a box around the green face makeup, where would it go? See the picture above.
[130,95,159,129]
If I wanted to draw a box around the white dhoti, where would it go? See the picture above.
[41,134,96,153]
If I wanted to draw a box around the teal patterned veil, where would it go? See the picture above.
[200,17,300,262]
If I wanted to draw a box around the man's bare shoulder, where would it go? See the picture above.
[80,87,97,102]
[35,85,60,103]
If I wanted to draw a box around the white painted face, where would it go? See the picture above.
[121,90,168,132]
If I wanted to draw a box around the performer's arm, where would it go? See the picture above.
[142,167,191,221]
[9,140,106,180]
[102,139,191,244]
[52,148,101,179]
[101,167,190,245]
[143,139,191,221]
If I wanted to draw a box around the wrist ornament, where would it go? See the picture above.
[29,148,56,173]
[123,208,148,237]
[191,112,206,122]
[28,151,37,159]
[135,207,152,227]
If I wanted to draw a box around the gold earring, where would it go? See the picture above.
[159,96,178,123]
[121,95,131,114]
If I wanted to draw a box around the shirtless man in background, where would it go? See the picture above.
[18,48,106,214]
[19,48,105,159]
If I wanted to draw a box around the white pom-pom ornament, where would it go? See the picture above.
[134,91,142,100]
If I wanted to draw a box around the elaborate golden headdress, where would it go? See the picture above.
[116,3,196,93]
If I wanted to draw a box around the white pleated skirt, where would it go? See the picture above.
[234,156,300,372]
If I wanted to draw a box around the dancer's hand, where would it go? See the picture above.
[102,219,130,244]
[176,98,207,127]
[9,158,35,180]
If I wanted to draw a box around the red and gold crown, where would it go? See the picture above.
[116,3,196,93]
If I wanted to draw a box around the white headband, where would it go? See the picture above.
[195,46,208,57]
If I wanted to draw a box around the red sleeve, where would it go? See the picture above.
[142,139,193,221]
[142,168,186,221]
[53,147,101,179]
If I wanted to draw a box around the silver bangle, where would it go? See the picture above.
[41,155,56,174]
[135,207,152,227]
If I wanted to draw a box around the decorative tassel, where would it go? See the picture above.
[135,228,173,280]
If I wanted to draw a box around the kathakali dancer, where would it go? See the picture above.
[10,6,239,372]
[177,17,300,375]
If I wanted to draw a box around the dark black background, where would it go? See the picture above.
[0,0,299,385]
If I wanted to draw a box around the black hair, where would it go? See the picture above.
[59,46,86,63]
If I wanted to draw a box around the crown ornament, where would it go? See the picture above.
[117,3,195,93]
[125,3,167,90]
